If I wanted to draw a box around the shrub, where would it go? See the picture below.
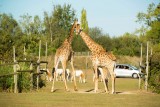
[149,53,160,93]
[0,66,14,92]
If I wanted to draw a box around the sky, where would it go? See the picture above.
[0,0,159,36]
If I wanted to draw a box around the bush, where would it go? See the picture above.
[0,66,14,92]
[149,53,160,93]
[0,62,46,92]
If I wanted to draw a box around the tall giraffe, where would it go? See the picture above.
[51,20,78,92]
[75,23,116,94]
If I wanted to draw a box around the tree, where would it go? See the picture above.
[136,3,160,93]
[81,8,89,34]
[43,4,76,50]
[19,13,32,36]
[0,13,22,62]
[44,11,53,42]
[52,4,76,32]
[89,27,102,40]
[136,3,160,45]
[137,3,156,26]
[19,14,44,55]
[112,33,141,56]
[89,27,112,51]
[32,15,44,35]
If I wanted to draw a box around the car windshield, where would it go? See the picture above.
[129,65,138,70]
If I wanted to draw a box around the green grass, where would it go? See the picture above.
[0,91,160,107]
[0,72,160,107]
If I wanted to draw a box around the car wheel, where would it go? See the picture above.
[132,73,138,78]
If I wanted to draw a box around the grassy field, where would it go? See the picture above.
[0,55,159,107]
[0,70,160,107]
[0,91,160,107]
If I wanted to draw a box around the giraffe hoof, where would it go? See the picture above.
[74,88,78,91]
[111,91,116,94]
[66,89,70,92]
[105,91,110,94]
[51,89,54,92]
[74,86,78,91]
[94,90,98,93]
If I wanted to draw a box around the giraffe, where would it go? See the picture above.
[51,20,78,92]
[74,23,116,94]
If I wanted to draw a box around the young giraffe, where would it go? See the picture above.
[51,20,78,92]
[75,23,116,94]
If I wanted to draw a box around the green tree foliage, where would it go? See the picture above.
[44,4,76,52]
[112,33,141,56]
[137,3,156,26]
[52,4,76,30]
[73,27,112,52]
[0,13,22,62]
[81,8,89,34]
[137,3,160,45]
[0,66,13,92]
[149,53,160,93]
[137,3,160,93]
[89,27,112,51]
[19,14,42,55]
[72,34,88,52]
[89,27,103,40]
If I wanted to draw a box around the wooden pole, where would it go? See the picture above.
[37,40,41,90]
[45,42,47,61]
[45,42,48,69]
[24,46,26,60]
[145,42,149,90]
[151,47,152,56]
[39,40,41,61]
[49,19,53,42]
[13,46,17,93]
[30,62,33,90]
[139,43,143,89]
[140,43,143,68]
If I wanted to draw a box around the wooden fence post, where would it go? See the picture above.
[24,46,26,60]
[138,43,143,89]
[37,40,41,90]
[45,42,48,69]
[30,62,33,90]
[145,41,149,91]
[45,42,48,61]
[13,46,17,93]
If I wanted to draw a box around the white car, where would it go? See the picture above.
[114,64,141,78]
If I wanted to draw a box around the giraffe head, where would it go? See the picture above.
[74,20,82,35]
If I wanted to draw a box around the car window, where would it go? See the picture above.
[129,67,133,70]
[116,65,119,68]
[124,66,129,70]
[116,65,122,69]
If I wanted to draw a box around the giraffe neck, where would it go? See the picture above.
[66,22,76,44]
[79,31,105,52]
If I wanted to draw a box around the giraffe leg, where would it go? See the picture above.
[51,69,56,92]
[99,68,109,93]
[51,57,59,92]
[70,60,78,91]
[108,64,116,94]
[62,61,69,92]
[93,66,98,93]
